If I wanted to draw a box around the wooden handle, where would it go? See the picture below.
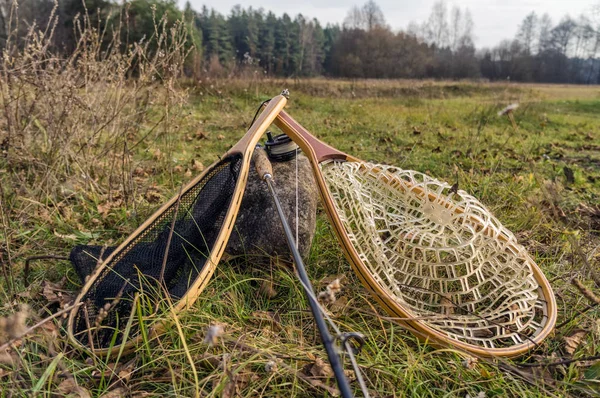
[253,146,273,180]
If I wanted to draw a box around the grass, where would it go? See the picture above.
[1,18,600,396]
[1,79,599,397]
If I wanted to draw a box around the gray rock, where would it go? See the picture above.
[226,154,318,261]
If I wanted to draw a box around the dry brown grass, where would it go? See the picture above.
[0,1,192,265]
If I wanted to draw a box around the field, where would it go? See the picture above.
[1,76,600,397]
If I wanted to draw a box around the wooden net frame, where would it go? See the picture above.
[274,109,557,358]
[67,95,288,354]
[322,161,548,350]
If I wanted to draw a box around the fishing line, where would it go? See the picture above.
[254,146,370,397]
[249,100,271,129]
[295,147,299,248]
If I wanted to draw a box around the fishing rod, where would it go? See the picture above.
[252,145,355,398]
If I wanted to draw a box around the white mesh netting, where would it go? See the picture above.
[321,161,549,349]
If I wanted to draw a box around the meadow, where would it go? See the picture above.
[1,46,600,397]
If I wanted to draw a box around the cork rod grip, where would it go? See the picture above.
[253,146,273,180]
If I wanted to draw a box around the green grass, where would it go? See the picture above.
[1,79,600,397]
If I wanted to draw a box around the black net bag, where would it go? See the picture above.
[67,95,288,354]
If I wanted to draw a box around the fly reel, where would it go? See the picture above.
[265,132,298,162]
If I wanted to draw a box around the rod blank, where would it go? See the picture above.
[252,146,354,398]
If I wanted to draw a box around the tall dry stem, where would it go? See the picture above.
[0,0,193,290]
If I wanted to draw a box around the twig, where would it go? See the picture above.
[517,355,600,368]
[571,278,600,305]
[23,255,68,287]
[288,366,340,397]
[222,337,339,396]
[491,360,561,398]
[159,183,184,287]
[0,185,15,296]
[571,239,600,288]
[555,303,598,329]
[83,303,95,353]
[225,338,310,362]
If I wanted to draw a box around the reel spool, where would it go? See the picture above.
[265,132,298,162]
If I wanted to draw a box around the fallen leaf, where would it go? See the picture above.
[54,231,78,240]
[320,274,347,287]
[330,295,349,313]
[564,329,587,356]
[258,279,277,299]
[317,290,335,304]
[36,321,59,348]
[304,356,334,379]
[57,378,92,398]
[0,349,16,365]
[41,279,73,308]
[327,279,341,294]
[0,304,29,342]
[526,355,557,386]
[462,357,478,369]
[133,167,148,177]
[131,393,155,398]
[96,203,111,218]
[297,370,340,396]
[191,159,204,172]
[117,359,136,383]
[221,363,259,398]
[145,185,161,203]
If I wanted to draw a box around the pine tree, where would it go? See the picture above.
[258,12,277,74]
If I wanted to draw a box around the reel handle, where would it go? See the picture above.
[253,146,273,181]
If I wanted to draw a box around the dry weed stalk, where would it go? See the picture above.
[0,0,194,289]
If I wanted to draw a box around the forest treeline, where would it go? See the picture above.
[1,0,600,84]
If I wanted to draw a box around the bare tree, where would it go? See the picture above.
[538,13,553,52]
[459,8,474,47]
[362,0,385,30]
[572,15,593,58]
[551,16,577,56]
[587,3,600,82]
[448,6,474,50]
[406,20,423,38]
[427,0,449,48]
[343,5,365,30]
[343,1,385,31]
[449,6,461,51]
[517,12,538,54]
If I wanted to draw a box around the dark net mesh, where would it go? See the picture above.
[71,154,242,349]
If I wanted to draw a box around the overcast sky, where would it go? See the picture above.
[179,0,598,48]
